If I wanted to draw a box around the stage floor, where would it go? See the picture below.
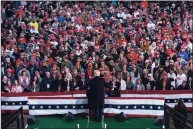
[26,116,161,129]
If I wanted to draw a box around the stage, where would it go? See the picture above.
[26,115,161,129]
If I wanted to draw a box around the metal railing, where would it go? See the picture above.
[164,104,193,129]
[2,107,25,129]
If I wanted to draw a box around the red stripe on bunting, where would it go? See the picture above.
[120,90,192,94]
[106,97,164,100]
[28,97,87,99]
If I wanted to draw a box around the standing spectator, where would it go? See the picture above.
[5,4,13,18]
[76,72,89,90]
[5,68,15,84]
[61,56,74,72]
[30,76,41,92]
[18,71,30,92]
[146,74,156,90]
[177,81,190,90]
[176,68,187,88]
[40,71,53,92]
[187,65,193,89]
[53,73,63,92]
[11,80,23,93]
[1,75,8,93]
[168,68,177,89]
[109,77,120,97]
[156,72,172,90]
[133,78,145,90]
[126,74,134,90]
[5,80,12,93]
[62,68,74,91]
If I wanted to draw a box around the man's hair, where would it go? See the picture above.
[94,70,100,77]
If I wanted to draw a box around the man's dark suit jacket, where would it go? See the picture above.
[87,76,108,109]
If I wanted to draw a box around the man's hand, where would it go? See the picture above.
[58,87,61,91]
[75,87,79,90]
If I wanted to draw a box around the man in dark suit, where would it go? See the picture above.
[87,70,109,122]
[40,71,53,92]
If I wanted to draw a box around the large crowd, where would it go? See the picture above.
[1,1,193,96]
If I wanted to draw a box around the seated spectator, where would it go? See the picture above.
[11,80,23,93]
[133,78,145,90]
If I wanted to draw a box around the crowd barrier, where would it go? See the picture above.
[1,90,192,117]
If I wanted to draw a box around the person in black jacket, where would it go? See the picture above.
[173,98,188,129]
[76,72,89,90]
[1,75,9,93]
[51,73,58,92]
[109,77,121,97]
[156,72,172,90]
[53,73,63,92]
[40,71,53,91]
[87,70,109,122]
[177,81,190,90]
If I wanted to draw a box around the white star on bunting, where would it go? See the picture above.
[40,106,43,109]
[174,100,177,102]
[32,106,35,109]
[150,106,153,109]
[158,106,161,109]
[167,100,170,103]
[81,105,84,109]
[134,106,137,109]
[141,105,145,109]
[65,106,68,108]
[12,102,15,105]
[6,102,8,105]
[73,106,75,109]
[125,106,128,109]
[117,106,120,109]
[188,99,191,102]
[57,106,59,109]
[19,102,22,105]
[49,106,51,109]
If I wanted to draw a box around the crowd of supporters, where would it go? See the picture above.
[1,1,193,96]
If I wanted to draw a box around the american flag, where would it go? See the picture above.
[1,91,192,117]
[28,97,164,117]
[120,90,193,111]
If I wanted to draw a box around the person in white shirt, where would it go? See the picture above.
[176,68,187,88]
[147,20,155,31]
[120,78,127,90]
[168,68,177,88]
